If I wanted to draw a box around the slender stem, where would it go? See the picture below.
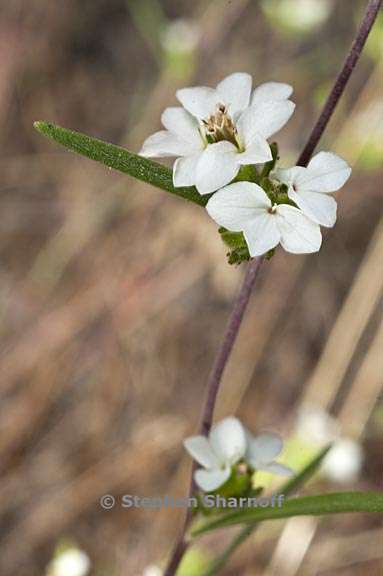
[202,524,254,576]
[163,257,263,576]
[164,2,382,573]
[200,256,264,436]
[297,0,382,167]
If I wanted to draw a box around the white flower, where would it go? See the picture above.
[184,416,247,491]
[184,417,294,491]
[47,549,90,576]
[275,152,351,227]
[262,0,332,33]
[322,438,363,484]
[245,431,294,476]
[161,19,201,54]
[295,404,340,445]
[206,181,322,256]
[140,73,295,195]
[142,565,163,576]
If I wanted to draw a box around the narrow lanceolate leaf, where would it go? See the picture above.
[33,121,206,207]
[192,492,383,537]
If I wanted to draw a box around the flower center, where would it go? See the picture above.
[202,104,240,148]
[268,203,278,214]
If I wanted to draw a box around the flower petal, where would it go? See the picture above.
[209,417,247,465]
[274,166,306,187]
[176,86,221,120]
[206,181,271,231]
[161,107,203,149]
[246,432,283,466]
[289,188,338,227]
[256,462,295,477]
[216,72,252,116]
[139,130,196,158]
[304,152,352,192]
[251,82,293,105]
[194,467,231,492]
[237,100,295,144]
[183,436,220,469]
[243,213,281,256]
[173,153,201,187]
[275,204,322,254]
[237,133,272,165]
[195,142,239,194]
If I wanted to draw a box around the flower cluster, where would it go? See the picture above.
[183,416,293,492]
[140,73,351,259]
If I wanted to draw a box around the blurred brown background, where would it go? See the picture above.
[0,1,382,575]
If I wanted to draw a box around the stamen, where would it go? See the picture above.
[203,104,239,147]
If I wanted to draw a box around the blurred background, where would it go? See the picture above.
[1,1,383,574]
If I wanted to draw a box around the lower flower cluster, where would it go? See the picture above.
[184,416,293,493]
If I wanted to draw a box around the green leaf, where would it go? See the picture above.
[200,524,253,576]
[192,492,383,537]
[33,121,207,207]
[200,445,331,575]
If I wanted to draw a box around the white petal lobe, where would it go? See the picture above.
[276,204,322,254]
[246,432,283,465]
[209,417,247,465]
[173,154,201,187]
[252,82,293,105]
[206,181,271,231]
[176,87,221,120]
[139,130,196,158]
[237,100,295,145]
[243,214,280,256]
[216,72,252,116]
[161,107,203,149]
[194,467,231,492]
[237,134,272,165]
[195,142,239,194]
[184,436,220,469]
[301,152,352,192]
[274,166,306,186]
[289,188,337,227]
[251,100,296,139]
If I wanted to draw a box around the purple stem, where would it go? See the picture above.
[199,256,264,435]
[164,257,263,576]
[297,0,382,167]
[163,2,382,574]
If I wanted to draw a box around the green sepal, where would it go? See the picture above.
[234,164,260,184]
[260,142,279,178]
[197,466,254,516]
[218,227,246,249]
[227,246,251,265]
[218,227,251,265]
